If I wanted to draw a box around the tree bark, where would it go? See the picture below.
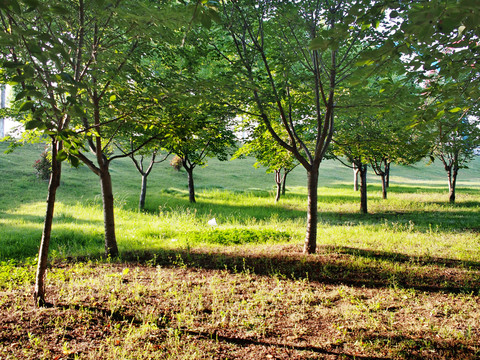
[359,164,368,214]
[281,171,288,195]
[34,140,62,307]
[275,170,282,202]
[99,163,118,257]
[381,173,387,200]
[385,161,391,188]
[139,174,147,210]
[303,168,319,254]
[186,166,196,203]
[353,163,360,191]
[448,168,458,204]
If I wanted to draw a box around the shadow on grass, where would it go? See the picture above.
[323,246,480,270]
[112,246,480,296]
[0,212,104,261]
[141,192,480,232]
[0,211,103,226]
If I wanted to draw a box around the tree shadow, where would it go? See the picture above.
[140,192,480,234]
[322,245,480,270]
[116,246,480,295]
[0,211,105,260]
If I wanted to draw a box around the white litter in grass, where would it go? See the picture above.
[207,218,217,226]
[171,238,178,242]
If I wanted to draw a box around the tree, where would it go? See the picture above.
[116,137,170,211]
[423,76,480,203]
[0,0,174,305]
[219,0,396,253]
[233,122,299,202]
[394,0,480,203]
[432,114,480,203]
[219,1,396,253]
[165,105,236,203]
[0,0,95,306]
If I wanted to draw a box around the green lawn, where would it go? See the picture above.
[1,142,479,262]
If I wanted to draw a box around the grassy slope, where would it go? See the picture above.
[0,142,479,261]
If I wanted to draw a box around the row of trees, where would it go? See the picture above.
[0,0,479,305]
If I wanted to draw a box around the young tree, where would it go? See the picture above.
[233,122,299,202]
[165,108,236,203]
[396,0,480,203]
[432,114,480,203]
[220,0,396,253]
[0,0,97,306]
[0,0,175,305]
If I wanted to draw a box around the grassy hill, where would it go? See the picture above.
[1,142,479,260]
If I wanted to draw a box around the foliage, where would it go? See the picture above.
[170,155,183,171]
[219,0,402,253]
[33,150,51,180]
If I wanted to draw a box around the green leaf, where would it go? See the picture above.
[18,101,34,112]
[24,119,45,130]
[309,37,330,51]
[15,91,27,101]
[200,12,212,29]
[2,60,23,68]
[355,59,375,66]
[110,94,117,102]
[56,149,67,162]
[59,72,75,83]
[49,4,69,15]
[69,155,80,167]
[448,107,462,113]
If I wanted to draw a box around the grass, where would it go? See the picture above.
[0,142,479,359]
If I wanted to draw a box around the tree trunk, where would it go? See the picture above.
[34,140,62,307]
[385,161,391,188]
[359,164,368,214]
[99,163,118,257]
[448,168,457,204]
[186,167,196,203]
[274,170,282,202]
[281,171,288,195]
[303,167,319,254]
[353,163,360,191]
[139,174,147,211]
[381,173,387,200]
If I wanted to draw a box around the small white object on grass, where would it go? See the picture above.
[207,218,217,226]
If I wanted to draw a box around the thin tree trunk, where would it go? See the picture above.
[381,173,387,200]
[99,163,118,257]
[304,167,319,254]
[186,167,196,203]
[139,174,147,210]
[34,140,62,307]
[275,170,281,202]
[281,171,288,195]
[353,163,359,191]
[359,164,368,214]
[385,162,391,188]
[448,168,457,204]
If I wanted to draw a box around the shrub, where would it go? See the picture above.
[33,151,51,180]
[170,155,183,171]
